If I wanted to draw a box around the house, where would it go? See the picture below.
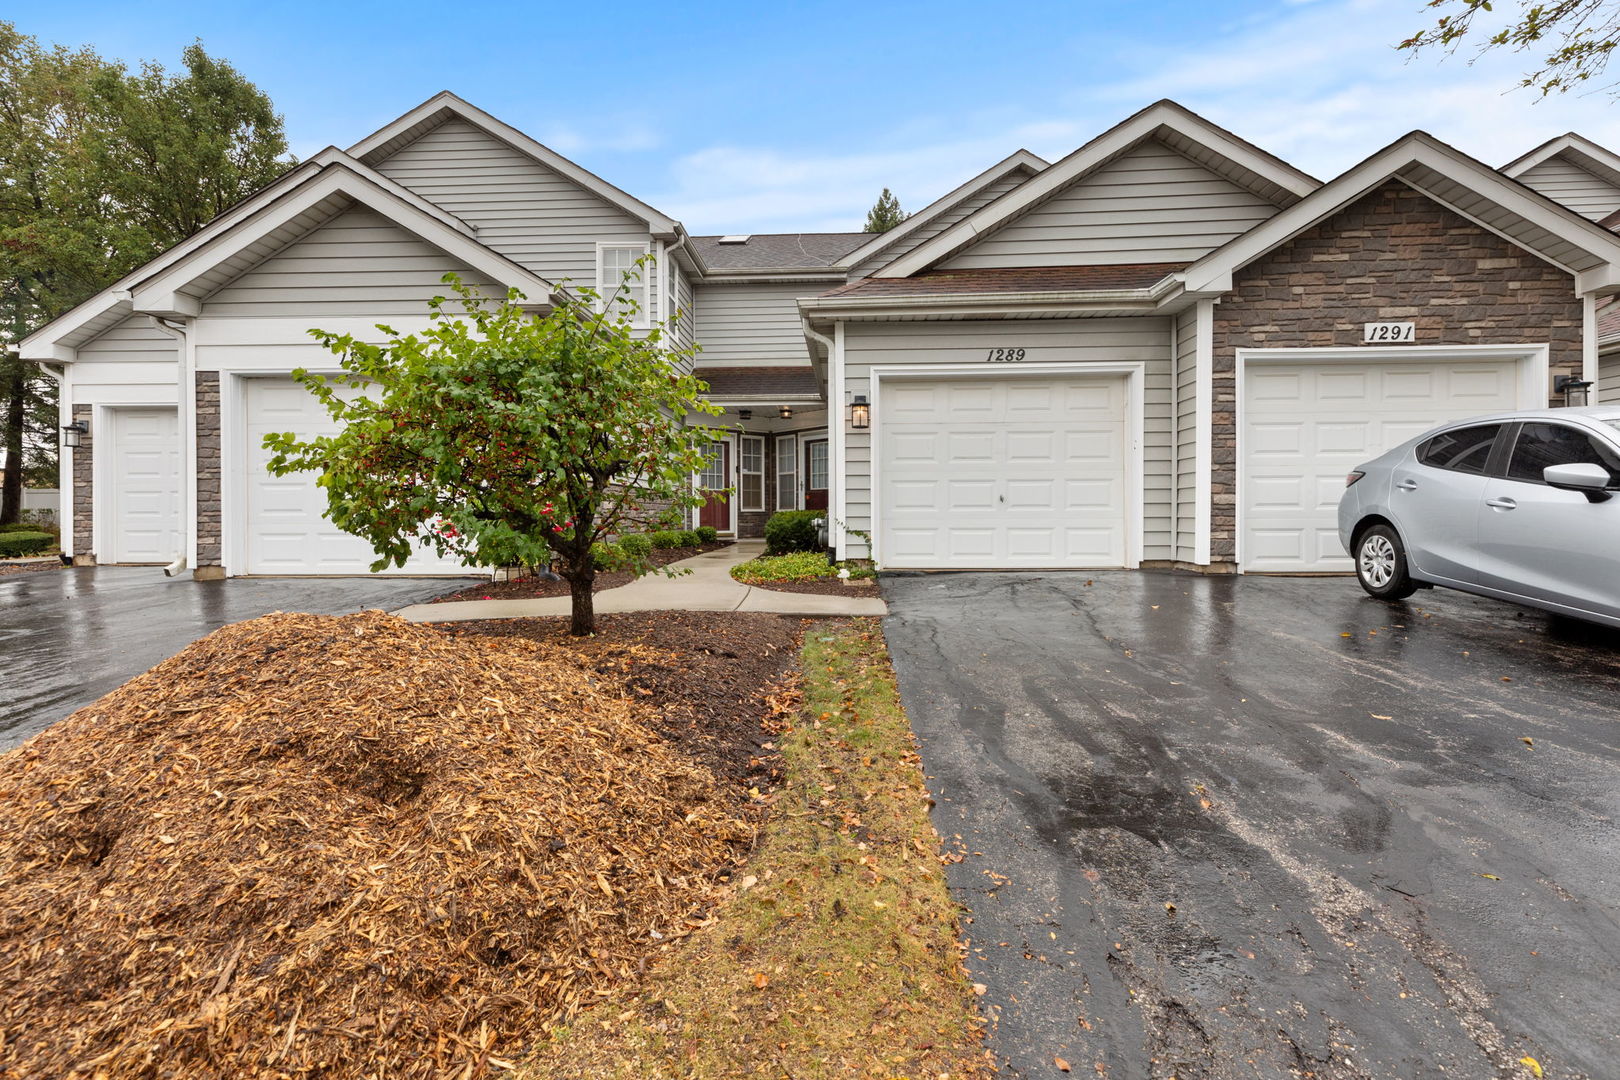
[21,94,1620,578]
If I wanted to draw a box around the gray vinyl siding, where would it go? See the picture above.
[849,171,1032,277]
[841,317,1174,560]
[941,140,1280,269]
[1515,158,1620,220]
[693,281,816,366]
[373,117,654,292]
[671,261,696,353]
[203,208,503,316]
[1600,350,1620,404]
[1172,309,1198,563]
[77,316,176,363]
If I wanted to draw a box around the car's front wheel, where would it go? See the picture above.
[1355,524,1418,601]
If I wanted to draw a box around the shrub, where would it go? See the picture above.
[0,531,54,558]
[618,533,653,558]
[764,510,824,555]
[730,550,836,583]
[590,540,626,571]
[0,522,47,535]
[677,529,702,548]
[647,530,686,550]
[695,525,719,543]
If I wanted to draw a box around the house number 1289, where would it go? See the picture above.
[986,348,1027,362]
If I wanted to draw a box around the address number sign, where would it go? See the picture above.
[1364,322,1415,344]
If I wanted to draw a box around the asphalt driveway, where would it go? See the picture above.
[882,571,1620,1080]
[0,566,474,751]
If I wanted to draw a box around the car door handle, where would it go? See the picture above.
[1485,497,1517,510]
[1396,480,1418,491]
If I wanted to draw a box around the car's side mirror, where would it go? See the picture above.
[1544,462,1614,503]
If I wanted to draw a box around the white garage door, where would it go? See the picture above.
[107,407,181,564]
[243,378,469,575]
[1242,357,1522,572]
[878,375,1129,569]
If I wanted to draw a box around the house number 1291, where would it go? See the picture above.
[986,348,1027,362]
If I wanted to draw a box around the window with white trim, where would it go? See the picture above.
[699,442,726,490]
[740,435,765,511]
[597,244,649,326]
[776,434,798,510]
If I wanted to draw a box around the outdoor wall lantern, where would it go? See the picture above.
[850,394,871,430]
[738,409,752,421]
[62,419,88,448]
[778,405,793,420]
[1555,375,1594,408]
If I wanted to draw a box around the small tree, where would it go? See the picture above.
[1400,0,1620,97]
[264,268,719,635]
[863,187,909,233]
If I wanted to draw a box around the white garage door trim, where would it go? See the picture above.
[1235,344,1549,572]
[96,404,182,564]
[869,361,1145,570]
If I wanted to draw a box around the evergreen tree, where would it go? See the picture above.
[863,188,909,233]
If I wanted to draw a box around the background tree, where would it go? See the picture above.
[265,270,720,636]
[0,23,291,524]
[863,187,910,233]
[1401,0,1620,97]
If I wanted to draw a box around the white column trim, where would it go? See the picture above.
[1194,299,1214,566]
[1583,294,1599,387]
[831,320,847,558]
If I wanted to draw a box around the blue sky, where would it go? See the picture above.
[18,1,1620,233]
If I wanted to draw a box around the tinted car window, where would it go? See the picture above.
[1506,423,1620,485]
[1417,424,1501,475]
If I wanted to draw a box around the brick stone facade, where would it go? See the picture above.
[71,406,93,563]
[1209,181,1583,563]
[195,372,222,567]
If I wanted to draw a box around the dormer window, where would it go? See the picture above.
[597,243,649,326]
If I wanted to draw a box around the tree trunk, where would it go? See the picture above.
[0,357,26,527]
[568,570,595,636]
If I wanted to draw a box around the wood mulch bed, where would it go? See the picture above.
[427,541,732,603]
[0,608,809,1079]
[741,577,880,597]
[0,560,63,578]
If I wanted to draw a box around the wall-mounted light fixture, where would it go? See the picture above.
[1555,375,1593,408]
[850,394,870,430]
[738,409,752,421]
[779,405,793,420]
[62,419,88,449]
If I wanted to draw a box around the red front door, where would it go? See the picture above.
[699,441,731,531]
[804,439,828,511]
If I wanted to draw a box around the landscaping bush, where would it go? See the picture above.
[764,510,824,555]
[0,522,44,534]
[677,529,703,548]
[0,531,54,558]
[695,525,719,543]
[731,550,836,583]
[590,540,626,571]
[647,530,686,550]
[618,533,653,558]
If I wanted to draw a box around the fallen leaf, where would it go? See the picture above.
[1479,873,1500,881]
[972,983,988,996]
[1520,1056,1543,1078]
[1521,737,1534,748]
[752,972,769,989]
[1055,1056,1072,1072]
[1340,632,1352,638]
[1371,714,1393,720]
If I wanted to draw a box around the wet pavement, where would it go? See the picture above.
[881,571,1620,1080]
[0,566,474,751]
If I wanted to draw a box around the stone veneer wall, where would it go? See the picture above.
[1209,180,1583,564]
[195,372,222,567]
[71,405,93,562]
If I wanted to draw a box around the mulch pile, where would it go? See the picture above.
[0,610,763,1079]
[430,542,733,604]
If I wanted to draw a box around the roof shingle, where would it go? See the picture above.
[819,263,1186,299]
[693,233,867,271]
[698,365,821,399]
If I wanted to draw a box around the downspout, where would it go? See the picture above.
[33,363,70,560]
[801,320,842,558]
[148,316,193,577]
[662,231,690,339]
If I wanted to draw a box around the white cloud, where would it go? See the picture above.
[651,0,1620,235]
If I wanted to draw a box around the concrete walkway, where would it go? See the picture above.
[395,541,887,623]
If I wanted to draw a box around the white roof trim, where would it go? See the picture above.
[1183,132,1620,297]
[1503,132,1620,189]
[874,100,1320,278]
[129,162,557,317]
[347,91,680,235]
[835,150,1049,270]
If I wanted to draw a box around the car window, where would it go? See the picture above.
[1506,422,1620,485]
[1416,424,1501,475]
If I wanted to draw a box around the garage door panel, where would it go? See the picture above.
[878,374,1129,570]
[1242,356,1521,572]
[108,408,181,564]
[244,378,466,575]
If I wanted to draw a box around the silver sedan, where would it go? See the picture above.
[1338,406,1620,627]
